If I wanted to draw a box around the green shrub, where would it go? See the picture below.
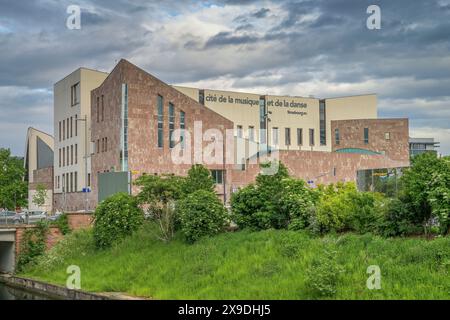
[376,198,422,237]
[93,193,144,249]
[305,248,344,298]
[50,213,70,235]
[17,221,49,271]
[177,190,227,243]
[181,164,215,195]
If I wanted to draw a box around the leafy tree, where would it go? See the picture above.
[0,148,27,210]
[428,157,450,234]
[181,164,215,195]
[32,183,48,209]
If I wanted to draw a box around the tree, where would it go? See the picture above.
[181,164,215,195]
[0,148,28,210]
[32,183,48,209]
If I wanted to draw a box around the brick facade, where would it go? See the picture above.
[15,226,63,259]
[66,212,93,230]
[29,167,54,190]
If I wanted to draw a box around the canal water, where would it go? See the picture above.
[0,282,55,300]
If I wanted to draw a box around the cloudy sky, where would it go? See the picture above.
[1,0,449,156]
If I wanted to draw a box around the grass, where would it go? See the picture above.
[21,222,450,299]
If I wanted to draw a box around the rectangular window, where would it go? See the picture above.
[63,120,65,140]
[63,147,65,167]
[105,138,107,152]
[285,128,291,146]
[71,145,73,165]
[74,172,78,192]
[59,149,61,167]
[97,139,100,153]
[309,129,315,146]
[70,117,73,138]
[180,111,186,149]
[157,95,164,148]
[67,118,70,139]
[199,90,205,105]
[101,95,104,121]
[75,144,78,164]
[385,132,391,140]
[169,103,175,148]
[62,174,65,193]
[70,172,73,193]
[211,170,224,185]
[71,82,80,106]
[248,126,255,142]
[297,128,303,146]
[364,128,369,144]
[67,146,70,165]
[237,125,243,138]
[97,97,100,123]
[59,121,61,142]
[259,97,266,144]
[88,173,91,187]
[75,115,78,136]
[335,128,340,145]
[319,100,326,146]
[272,127,279,145]
[101,138,104,152]
[121,84,129,172]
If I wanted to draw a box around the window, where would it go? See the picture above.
[70,172,73,193]
[248,126,255,142]
[101,95,104,122]
[59,121,61,142]
[157,95,164,148]
[75,144,78,164]
[70,117,73,138]
[364,128,369,144]
[59,149,61,167]
[75,115,78,136]
[67,118,70,139]
[319,100,326,146]
[63,147,65,167]
[199,90,205,105]
[297,128,303,146]
[96,97,100,123]
[74,172,78,192]
[285,128,291,146]
[335,128,340,145]
[259,97,266,144]
[97,139,100,153]
[385,132,391,140]
[309,129,315,146]
[67,146,69,165]
[105,138,108,152]
[87,173,91,187]
[62,174,65,193]
[272,127,279,145]
[71,82,80,106]
[211,170,224,184]
[169,103,175,148]
[237,125,243,138]
[180,111,186,149]
[71,145,73,165]
[63,120,65,140]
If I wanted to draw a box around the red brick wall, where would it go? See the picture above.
[66,212,93,230]
[331,118,410,162]
[15,226,63,259]
[29,167,54,190]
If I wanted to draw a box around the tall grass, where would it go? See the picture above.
[22,223,450,299]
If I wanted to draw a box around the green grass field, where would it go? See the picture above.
[22,223,450,299]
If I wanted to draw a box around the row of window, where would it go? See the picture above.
[236,126,316,147]
[55,172,91,193]
[95,137,108,154]
[333,128,391,145]
[58,144,78,167]
[58,115,78,142]
[157,95,186,149]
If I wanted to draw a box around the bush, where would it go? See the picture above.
[177,190,227,243]
[376,198,422,237]
[181,164,215,195]
[93,193,144,249]
[50,213,71,235]
[305,247,344,298]
[17,221,49,271]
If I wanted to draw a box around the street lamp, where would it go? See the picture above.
[76,115,90,212]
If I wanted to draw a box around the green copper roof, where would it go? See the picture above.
[335,148,381,155]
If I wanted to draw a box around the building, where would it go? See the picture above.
[53,68,109,212]
[409,137,440,157]
[24,127,54,212]
[53,59,410,210]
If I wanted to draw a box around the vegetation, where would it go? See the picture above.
[22,224,450,299]
[32,183,48,210]
[177,190,227,243]
[181,164,215,195]
[17,222,49,271]
[93,193,144,249]
[50,213,71,235]
[0,148,27,210]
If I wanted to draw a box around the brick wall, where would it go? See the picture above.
[29,167,54,190]
[66,212,93,230]
[15,226,63,259]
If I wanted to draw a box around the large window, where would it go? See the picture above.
[180,111,186,149]
[59,121,61,142]
[248,126,255,142]
[319,100,326,146]
[297,128,303,146]
[285,128,291,146]
[335,128,340,145]
[259,97,266,144]
[211,170,224,185]
[364,128,369,144]
[272,127,279,145]
[71,82,80,106]
[169,103,175,148]
[75,115,78,136]
[309,128,315,146]
[63,120,65,140]
[199,90,205,105]
[157,95,164,148]
[237,125,243,138]
[75,144,78,164]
